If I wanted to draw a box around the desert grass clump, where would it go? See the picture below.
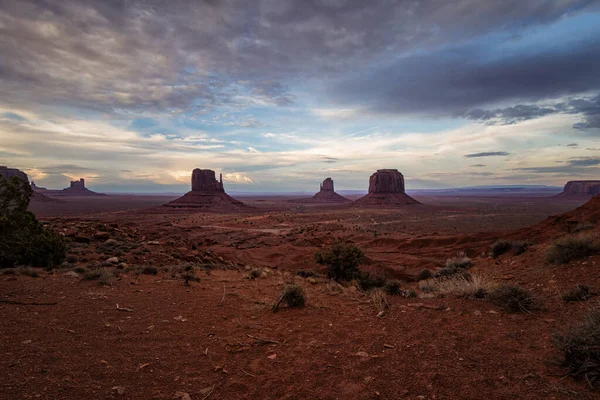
[488,284,539,313]
[435,267,471,280]
[14,266,39,278]
[356,271,387,291]
[246,268,262,280]
[492,240,529,258]
[563,285,594,303]
[142,265,158,275]
[74,266,88,274]
[384,279,403,295]
[545,235,599,264]
[83,268,114,286]
[424,273,495,299]
[296,269,319,278]
[573,222,595,233]
[555,308,600,388]
[315,240,364,281]
[445,254,473,269]
[417,269,433,281]
[182,271,200,286]
[273,284,306,311]
[491,240,513,258]
[370,289,390,314]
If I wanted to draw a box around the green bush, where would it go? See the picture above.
[357,271,387,291]
[0,176,66,268]
[489,284,539,313]
[546,235,599,264]
[315,240,364,281]
[555,308,600,388]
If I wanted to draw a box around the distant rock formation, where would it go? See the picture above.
[35,177,105,196]
[556,181,600,198]
[311,177,351,203]
[0,166,54,202]
[354,169,420,206]
[165,169,248,209]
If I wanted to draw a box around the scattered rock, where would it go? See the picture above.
[112,386,126,395]
[106,257,119,264]
[94,231,110,240]
[174,391,191,400]
[75,235,91,244]
[63,271,80,278]
[22,340,32,345]
[356,351,369,358]
[104,239,118,246]
[147,241,160,246]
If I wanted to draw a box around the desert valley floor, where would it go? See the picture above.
[2,193,600,399]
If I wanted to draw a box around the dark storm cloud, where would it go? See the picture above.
[470,164,486,167]
[331,36,600,117]
[514,157,600,174]
[566,143,579,147]
[465,152,510,158]
[0,0,597,115]
[464,94,600,129]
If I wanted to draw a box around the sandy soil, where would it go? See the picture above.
[1,194,598,399]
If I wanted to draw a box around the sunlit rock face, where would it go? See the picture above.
[561,181,600,196]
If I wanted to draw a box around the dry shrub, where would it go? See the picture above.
[14,266,39,278]
[273,284,306,311]
[488,284,539,313]
[555,307,600,388]
[546,235,599,264]
[445,253,473,269]
[370,289,390,313]
[417,269,433,281]
[492,240,529,258]
[423,273,496,299]
[296,269,319,278]
[563,285,594,303]
[83,268,114,286]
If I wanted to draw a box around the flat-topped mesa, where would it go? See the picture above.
[369,169,405,194]
[558,180,600,197]
[165,168,248,210]
[192,169,224,192]
[354,169,420,206]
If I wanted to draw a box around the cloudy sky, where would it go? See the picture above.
[1,0,600,193]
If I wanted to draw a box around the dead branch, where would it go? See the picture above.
[116,304,134,312]
[247,334,282,345]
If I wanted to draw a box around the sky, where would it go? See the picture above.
[1,0,600,193]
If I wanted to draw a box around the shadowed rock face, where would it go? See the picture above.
[368,169,405,194]
[0,166,28,183]
[191,169,224,192]
[562,181,600,196]
[70,178,85,190]
[354,169,420,206]
[321,177,334,192]
[166,168,247,210]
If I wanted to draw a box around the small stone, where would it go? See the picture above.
[147,241,160,245]
[104,239,118,246]
[268,354,277,360]
[174,392,191,400]
[112,386,125,395]
[473,310,482,316]
[106,257,119,264]
[22,340,32,344]
[74,235,91,243]
[63,271,80,278]
[356,351,369,358]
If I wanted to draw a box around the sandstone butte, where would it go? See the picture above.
[354,169,420,206]
[165,168,248,209]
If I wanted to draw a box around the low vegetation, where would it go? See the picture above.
[416,269,433,281]
[445,254,473,269]
[0,176,66,269]
[273,284,306,311]
[563,285,594,303]
[491,240,529,258]
[488,284,539,313]
[545,235,599,264]
[83,268,114,286]
[421,273,495,299]
[315,240,364,281]
[555,308,600,389]
[296,269,319,278]
[370,289,390,314]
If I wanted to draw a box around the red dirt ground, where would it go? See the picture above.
[1,194,599,399]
